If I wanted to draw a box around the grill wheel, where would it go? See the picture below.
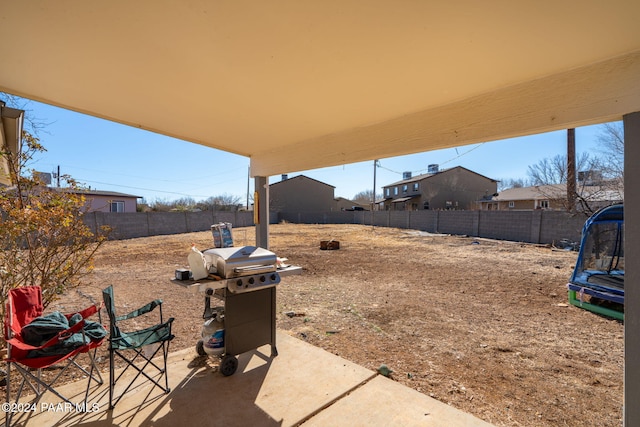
[220,354,238,376]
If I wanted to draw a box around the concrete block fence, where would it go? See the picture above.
[84,209,586,245]
[277,209,586,245]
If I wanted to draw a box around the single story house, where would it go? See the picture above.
[73,189,141,213]
[334,197,368,211]
[479,183,623,211]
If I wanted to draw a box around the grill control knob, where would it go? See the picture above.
[259,275,266,283]
[236,279,243,287]
[248,277,255,285]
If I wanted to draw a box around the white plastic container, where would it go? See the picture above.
[188,245,209,280]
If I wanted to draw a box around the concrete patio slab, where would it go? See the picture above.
[301,375,494,427]
[2,331,494,427]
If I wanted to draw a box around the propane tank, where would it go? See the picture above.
[201,311,225,357]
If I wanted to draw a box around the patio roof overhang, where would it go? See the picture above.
[391,196,417,203]
[0,1,639,178]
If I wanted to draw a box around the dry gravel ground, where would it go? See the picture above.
[5,224,623,426]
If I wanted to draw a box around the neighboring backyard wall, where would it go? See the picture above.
[277,209,586,244]
[84,209,586,245]
[83,211,261,240]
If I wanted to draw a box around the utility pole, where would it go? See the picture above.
[567,129,576,212]
[53,165,61,187]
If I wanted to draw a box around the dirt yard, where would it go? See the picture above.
[7,224,624,426]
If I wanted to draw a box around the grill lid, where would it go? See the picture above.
[203,246,277,278]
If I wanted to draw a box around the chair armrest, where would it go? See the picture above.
[116,299,163,321]
[109,317,175,349]
[67,303,102,321]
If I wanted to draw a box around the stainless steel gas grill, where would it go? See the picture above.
[174,245,300,376]
[203,246,281,293]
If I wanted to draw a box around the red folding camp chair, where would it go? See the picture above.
[4,286,105,426]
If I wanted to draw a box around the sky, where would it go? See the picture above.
[10,97,609,205]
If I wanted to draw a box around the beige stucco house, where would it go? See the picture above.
[480,184,566,211]
[479,183,623,211]
[382,166,498,211]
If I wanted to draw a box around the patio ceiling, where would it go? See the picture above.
[1,1,639,177]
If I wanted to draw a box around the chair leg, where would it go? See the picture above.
[108,342,172,408]
[6,363,38,407]
[84,347,104,403]
[5,350,106,427]
[36,368,42,395]
[109,347,115,410]
[5,362,11,427]
[11,363,76,406]
[163,341,171,394]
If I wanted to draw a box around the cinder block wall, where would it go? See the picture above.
[436,211,476,236]
[538,211,584,245]
[478,211,533,242]
[84,211,257,240]
[278,210,585,244]
[85,209,586,245]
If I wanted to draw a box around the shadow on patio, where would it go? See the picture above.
[3,332,493,427]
